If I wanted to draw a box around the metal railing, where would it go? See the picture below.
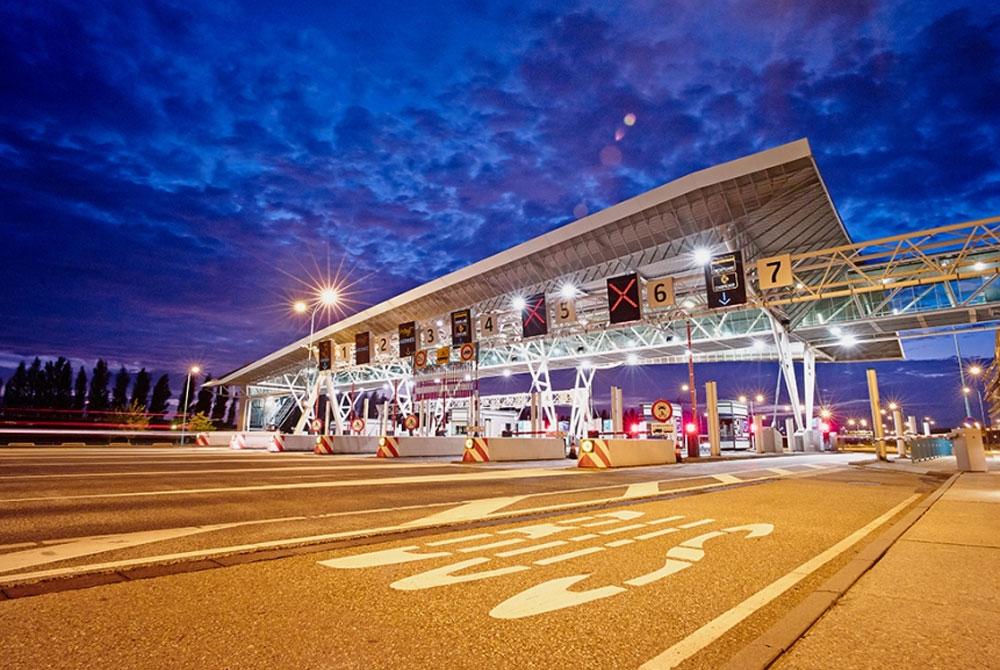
[910,437,953,463]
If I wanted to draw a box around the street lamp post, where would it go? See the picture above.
[968,365,987,426]
[179,365,200,446]
[292,287,340,433]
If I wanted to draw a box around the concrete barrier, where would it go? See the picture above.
[230,432,275,450]
[462,436,565,462]
[195,431,238,447]
[377,435,466,458]
[314,435,379,455]
[578,438,677,468]
[269,434,315,452]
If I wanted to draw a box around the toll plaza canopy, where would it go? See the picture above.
[216,138,1000,434]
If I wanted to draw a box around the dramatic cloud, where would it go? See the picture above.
[0,0,998,387]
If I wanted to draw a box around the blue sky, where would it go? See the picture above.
[1,0,998,386]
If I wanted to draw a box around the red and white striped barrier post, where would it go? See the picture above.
[376,436,399,458]
[195,433,210,447]
[462,436,490,463]
[229,433,247,450]
[314,435,335,454]
[269,433,286,452]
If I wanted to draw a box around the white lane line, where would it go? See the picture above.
[0,526,236,574]
[458,538,524,553]
[534,546,604,566]
[0,463,463,479]
[495,541,567,558]
[606,539,634,548]
[599,523,648,536]
[767,467,795,476]
[0,470,575,503]
[624,482,661,498]
[639,493,921,669]
[801,463,827,470]
[569,534,599,542]
[0,542,39,551]
[425,533,493,547]
[403,496,528,526]
[678,519,714,529]
[711,474,741,484]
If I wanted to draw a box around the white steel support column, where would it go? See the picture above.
[524,350,557,431]
[769,316,805,432]
[569,366,595,438]
[293,373,323,435]
[706,381,721,457]
[803,346,816,430]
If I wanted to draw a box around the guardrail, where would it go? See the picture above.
[910,436,953,463]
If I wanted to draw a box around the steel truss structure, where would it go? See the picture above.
[218,139,1000,437]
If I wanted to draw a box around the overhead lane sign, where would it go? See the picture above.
[398,322,416,357]
[521,293,548,338]
[705,250,747,309]
[451,309,472,345]
[607,273,641,324]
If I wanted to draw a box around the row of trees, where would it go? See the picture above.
[0,357,237,429]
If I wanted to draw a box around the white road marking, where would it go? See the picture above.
[635,527,681,541]
[648,515,685,525]
[801,463,827,470]
[0,470,574,503]
[767,467,795,476]
[639,493,921,669]
[495,541,567,558]
[390,557,529,591]
[403,496,528,526]
[0,462,463,479]
[624,482,661,498]
[490,574,625,619]
[678,519,714,529]
[498,524,568,539]
[599,523,648,535]
[534,546,604,565]
[0,526,235,574]
[711,474,742,484]
[606,539,634,547]
[319,546,451,569]
[425,533,493,547]
[458,538,524,553]
[569,534,599,542]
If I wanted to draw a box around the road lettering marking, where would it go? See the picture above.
[678,519,714,529]
[458,538,524,553]
[318,546,451,569]
[391,557,529,591]
[534,546,605,566]
[490,575,626,619]
[425,533,493,547]
[606,539,634,547]
[639,494,921,669]
[495,541,567,558]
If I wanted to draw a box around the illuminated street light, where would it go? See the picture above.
[693,247,712,265]
[754,393,765,403]
[963,386,972,395]
[319,286,339,306]
[888,401,898,411]
[681,383,690,392]
[559,283,576,299]
[512,296,526,311]
[969,364,982,376]
[179,364,201,446]
[626,353,638,365]
[293,300,308,314]
[502,368,512,378]
[820,408,832,419]
[738,394,748,404]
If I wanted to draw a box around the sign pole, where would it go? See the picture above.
[687,319,698,458]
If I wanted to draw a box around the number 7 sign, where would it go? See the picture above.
[756,254,793,290]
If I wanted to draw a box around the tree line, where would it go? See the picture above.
[0,357,237,429]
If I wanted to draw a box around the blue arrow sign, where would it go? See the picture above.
[719,292,731,306]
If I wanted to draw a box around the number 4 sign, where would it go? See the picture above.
[757,253,793,290]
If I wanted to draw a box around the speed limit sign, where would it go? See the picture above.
[650,399,673,422]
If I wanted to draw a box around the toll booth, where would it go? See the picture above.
[448,407,518,437]
[717,400,751,450]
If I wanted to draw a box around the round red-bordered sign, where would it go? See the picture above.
[459,342,476,362]
[311,419,323,433]
[651,399,673,422]
[414,350,427,368]
[350,417,365,433]
[403,414,419,431]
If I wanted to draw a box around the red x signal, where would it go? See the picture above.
[524,296,546,325]
[609,277,638,311]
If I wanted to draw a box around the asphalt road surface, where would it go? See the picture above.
[0,446,942,668]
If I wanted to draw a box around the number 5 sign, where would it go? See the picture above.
[757,254,793,290]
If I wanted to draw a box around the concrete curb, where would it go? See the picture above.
[720,471,960,670]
